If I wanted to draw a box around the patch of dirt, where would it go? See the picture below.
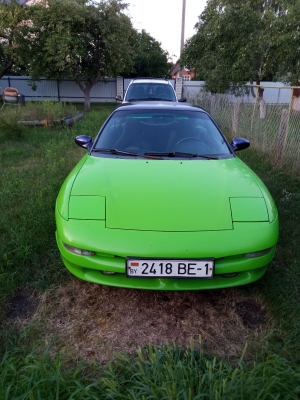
[6,288,40,320]
[24,279,269,363]
[236,300,266,328]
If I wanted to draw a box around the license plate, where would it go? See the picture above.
[126,258,214,278]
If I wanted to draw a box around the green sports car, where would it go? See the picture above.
[55,102,278,290]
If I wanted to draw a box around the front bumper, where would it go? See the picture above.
[55,212,278,290]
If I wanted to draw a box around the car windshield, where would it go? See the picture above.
[93,109,231,156]
[125,83,177,102]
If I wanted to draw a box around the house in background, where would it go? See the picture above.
[170,62,194,81]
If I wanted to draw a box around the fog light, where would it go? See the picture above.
[63,243,96,256]
[101,271,116,275]
[244,248,273,258]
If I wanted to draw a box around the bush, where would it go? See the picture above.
[0,108,27,139]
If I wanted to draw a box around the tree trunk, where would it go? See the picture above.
[0,59,13,79]
[83,87,91,111]
[250,79,264,100]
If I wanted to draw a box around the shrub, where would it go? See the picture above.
[0,108,27,139]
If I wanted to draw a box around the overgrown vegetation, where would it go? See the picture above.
[181,0,300,90]
[1,342,300,399]
[0,101,79,139]
[0,107,27,139]
[1,103,300,398]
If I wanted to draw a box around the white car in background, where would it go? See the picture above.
[116,78,187,103]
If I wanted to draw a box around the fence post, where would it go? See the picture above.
[175,77,183,99]
[259,98,266,119]
[232,100,240,137]
[277,109,289,163]
[250,86,260,136]
[210,95,217,117]
[57,80,60,102]
[116,76,123,99]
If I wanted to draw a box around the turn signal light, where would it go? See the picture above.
[63,243,96,256]
[244,248,273,258]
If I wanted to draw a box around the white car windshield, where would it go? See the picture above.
[125,83,177,102]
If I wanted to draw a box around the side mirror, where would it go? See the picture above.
[116,95,123,102]
[231,138,250,151]
[75,135,93,150]
[178,97,187,102]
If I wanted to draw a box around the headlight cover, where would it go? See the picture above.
[63,242,96,256]
[244,247,273,258]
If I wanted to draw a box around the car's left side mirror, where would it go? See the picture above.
[231,138,250,151]
[178,97,187,102]
[75,135,93,150]
[116,95,123,102]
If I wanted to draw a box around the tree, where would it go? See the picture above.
[26,0,135,110]
[180,0,293,96]
[127,29,172,78]
[0,0,29,78]
[271,1,300,86]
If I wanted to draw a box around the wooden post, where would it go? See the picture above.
[259,98,266,119]
[277,109,289,162]
[210,95,216,116]
[232,100,240,137]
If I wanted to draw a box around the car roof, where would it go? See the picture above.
[114,101,208,114]
[129,78,172,85]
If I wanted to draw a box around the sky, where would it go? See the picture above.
[126,0,208,63]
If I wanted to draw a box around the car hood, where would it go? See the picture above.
[70,156,266,231]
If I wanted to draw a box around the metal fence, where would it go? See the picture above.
[0,76,117,102]
[0,76,177,102]
[183,81,292,105]
[185,83,300,175]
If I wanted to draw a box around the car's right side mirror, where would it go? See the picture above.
[116,95,123,102]
[231,138,250,151]
[178,97,187,102]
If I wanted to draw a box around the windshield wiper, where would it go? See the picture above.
[144,151,219,159]
[126,98,150,101]
[93,148,162,159]
[145,97,173,101]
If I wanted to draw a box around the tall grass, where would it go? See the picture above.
[1,342,299,399]
[236,149,300,363]
[0,103,117,312]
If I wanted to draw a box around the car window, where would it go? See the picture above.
[94,110,231,156]
[125,83,177,102]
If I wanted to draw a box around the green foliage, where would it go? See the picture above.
[127,29,172,78]
[0,103,116,311]
[270,1,300,84]
[0,101,78,137]
[26,0,135,110]
[180,0,299,92]
[0,107,27,139]
[0,0,29,78]
[1,343,299,399]
[38,101,78,123]
[0,348,104,399]
[102,343,300,399]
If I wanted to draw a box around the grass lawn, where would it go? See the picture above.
[0,102,300,399]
